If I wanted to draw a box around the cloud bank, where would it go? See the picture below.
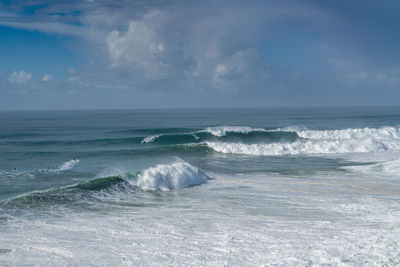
[1,0,400,109]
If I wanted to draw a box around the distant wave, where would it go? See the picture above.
[140,126,297,144]
[55,159,80,171]
[139,125,400,156]
[144,125,400,156]
[11,125,400,158]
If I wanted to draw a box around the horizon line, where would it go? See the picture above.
[1,104,400,112]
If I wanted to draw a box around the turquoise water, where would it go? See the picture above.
[1,107,400,265]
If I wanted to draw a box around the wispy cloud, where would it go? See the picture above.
[0,21,85,36]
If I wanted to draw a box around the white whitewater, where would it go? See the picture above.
[205,126,400,156]
[281,126,400,140]
[135,160,209,191]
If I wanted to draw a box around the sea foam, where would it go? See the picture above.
[206,137,389,156]
[135,160,209,191]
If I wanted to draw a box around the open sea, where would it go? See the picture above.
[0,107,400,266]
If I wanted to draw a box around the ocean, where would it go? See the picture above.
[0,107,399,265]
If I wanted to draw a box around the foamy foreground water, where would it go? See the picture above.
[1,108,400,265]
[2,160,400,266]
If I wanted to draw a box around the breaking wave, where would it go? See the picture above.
[199,126,400,156]
[280,126,400,141]
[2,160,209,209]
[135,160,210,191]
[205,138,389,156]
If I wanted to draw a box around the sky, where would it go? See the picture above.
[0,0,399,110]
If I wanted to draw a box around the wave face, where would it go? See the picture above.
[136,161,209,191]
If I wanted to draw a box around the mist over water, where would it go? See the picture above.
[1,107,400,265]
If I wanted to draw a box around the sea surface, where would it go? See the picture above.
[0,107,400,266]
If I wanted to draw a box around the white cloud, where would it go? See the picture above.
[8,71,32,84]
[41,74,52,81]
[1,3,277,92]
[106,11,167,79]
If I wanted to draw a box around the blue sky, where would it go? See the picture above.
[0,0,399,110]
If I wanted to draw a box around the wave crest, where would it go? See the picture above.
[135,160,209,191]
[202,126,266,137]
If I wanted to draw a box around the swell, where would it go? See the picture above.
[4,130,299,147]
